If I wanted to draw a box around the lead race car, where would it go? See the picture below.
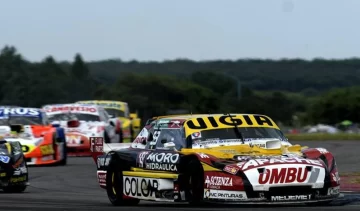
[0,107,67,166]
[90,114,341,205]
[43,103,120,156]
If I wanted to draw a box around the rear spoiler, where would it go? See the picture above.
[90,137,132,163]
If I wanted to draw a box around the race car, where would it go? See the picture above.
[0,138,29,193]
[0,107,67,166]
[43,103,120,156]
[76,100,141,142]
[90,113,340,205]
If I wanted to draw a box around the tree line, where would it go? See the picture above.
[1,46,359,126]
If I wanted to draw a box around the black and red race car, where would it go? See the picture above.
[90,114,341,206]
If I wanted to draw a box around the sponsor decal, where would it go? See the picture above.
[97,171,106,186]
[205,176,233,189]
[332,172,340,184]
[10,175,26,183]
[242,157,323,170]
[316,148,329,154]
[0,108,40,116]
[40,145,55,155]
[13,166,27,175]
[66,135,82,145]
[223,165,240,175]
[191,132,202,139]
[196,153,209,159]
[134,137,146,144]
[271,194,311,201]
[90,137,103,152]
[45,106,97,113]
[138,151,150,168]
[327,186,340,195]
[204,189,247,200]
[186,114,275,130]
[0,155,10,163]
[97,157,110,168]
[249,143,265,148]
[123,176,158,199]
[145,152,179,171]
[258,167,310,184]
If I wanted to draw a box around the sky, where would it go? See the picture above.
[1,0,359,62]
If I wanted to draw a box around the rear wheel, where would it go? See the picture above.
[58,138,67,166]
[106,163,140,206]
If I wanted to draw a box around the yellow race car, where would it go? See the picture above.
[90,113,341,206]
[76,100,141,142]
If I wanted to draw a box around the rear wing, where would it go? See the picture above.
[90,137,132,163]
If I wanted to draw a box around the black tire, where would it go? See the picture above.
[3,185,27,193]
[106,163,140,206]
[104,132,111,143]
[58,138,67,166]
[185,159,204,205]
[118,129,123,143]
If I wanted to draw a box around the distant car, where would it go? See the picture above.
[0,107,67,166]
[0,139,28,193]
[42,103,120,156]
[76,100,141,142]
[90,113,340,206]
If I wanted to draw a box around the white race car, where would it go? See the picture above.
[42,103,121,156]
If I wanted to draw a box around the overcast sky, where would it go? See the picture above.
[1,0,359,61]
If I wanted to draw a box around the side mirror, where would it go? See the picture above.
[109,121,115,127]
[163,142,176,149]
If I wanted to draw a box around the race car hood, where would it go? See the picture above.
[184,138,301,159]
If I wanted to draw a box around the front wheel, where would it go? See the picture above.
[106,165,140,206]
[185,159,205,205]
[3,185,27,193]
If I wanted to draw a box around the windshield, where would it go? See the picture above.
[191,127,286,144]
[105,108,125,117]
[146,128,186,150]
[0,116,43,125]
[48,113,100,122]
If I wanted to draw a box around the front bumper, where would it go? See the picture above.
[203,186,341,204]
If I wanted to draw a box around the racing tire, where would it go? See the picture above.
[3,185,27,193]
[106,163,140,206]
[104,132,111,144]
[185,159,205,205]
[58,138,67,166]
[118,129,123,143]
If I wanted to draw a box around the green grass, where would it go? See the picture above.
[285,133,360,141]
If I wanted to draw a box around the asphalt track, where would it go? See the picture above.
[0,140,359,211]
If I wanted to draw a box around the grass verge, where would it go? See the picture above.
[285,133,360,141]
